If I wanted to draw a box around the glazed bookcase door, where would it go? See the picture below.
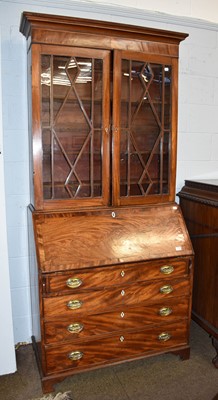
[112,50,178,206]
[32,45,110,210]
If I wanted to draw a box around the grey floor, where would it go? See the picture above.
[0,321,218,400]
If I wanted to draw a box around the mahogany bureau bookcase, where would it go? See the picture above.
[20,12,194,392]
[178,179,218,368]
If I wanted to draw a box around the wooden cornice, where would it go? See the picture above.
[20,11,188,45]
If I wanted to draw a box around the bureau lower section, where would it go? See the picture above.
[34,256,193,391]
[30,205,194,392]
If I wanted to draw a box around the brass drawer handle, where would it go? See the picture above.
[67,323,84,334]
[160,265,174,275]
[66,277,83,289]
[159,307,172,316]
[68,350,83,361]
[67,300,83,310]
[160,285,173,294]
[158,332,171,342]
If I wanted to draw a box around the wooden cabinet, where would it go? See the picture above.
[20,12,193,393]
[178,179,218,368]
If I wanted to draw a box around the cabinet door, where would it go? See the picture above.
[32,45,110,210]
[112,50,178,206]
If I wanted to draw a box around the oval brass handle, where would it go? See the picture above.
[159,307,172,316]
[68,350,83,361]
[67,323,84,334]
[160,285,173,294]
[158,332,171,342]
[160,265,174,275]
[66,277,83,289]
[67,300,83,310]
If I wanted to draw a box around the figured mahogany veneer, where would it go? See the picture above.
[43,278,190,317]
[45,323,189,374]
[33,204,193,272]
[46,257,189,293]
[20,12,192,393]
[44,299,189,344]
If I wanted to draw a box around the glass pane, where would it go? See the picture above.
[164,66,172,130]
[42,129,51,199]
[41,54,104,200]
[163,132,170,193]
[93,59,103,128]
[120,60,129,129]
[120,129,128,196]
[93,129,102,196]
[41,55,51,127]
[120,59,171,198]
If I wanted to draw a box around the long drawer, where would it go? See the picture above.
[45,322,188,374]
[43,278,191,318]
[44,298,189,344]
[44,258,190,294]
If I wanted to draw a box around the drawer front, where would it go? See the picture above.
[43,278,191,318]
[45,322,188,374]
[46,258,190,293]
[44,298,189,344]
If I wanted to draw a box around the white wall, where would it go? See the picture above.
[0,28,17,375]
[1,2,31,345]
[177,25,218,188]
[0,0,218,350]
[68,0,218,25]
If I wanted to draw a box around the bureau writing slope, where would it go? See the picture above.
[20,12,193,393]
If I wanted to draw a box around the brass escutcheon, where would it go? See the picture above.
[67,299,83,310]
[67,323,84,334]
[160,285,173,294]
[66,277,83,289]
[158,332,171,342]
[159,307,173,316]
[160,265,174,275]
[68,350,83,361]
